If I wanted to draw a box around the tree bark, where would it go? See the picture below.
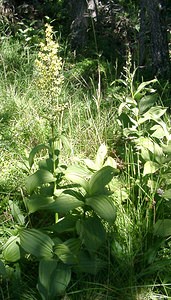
[139,0,170,79]
[70,0,88,51]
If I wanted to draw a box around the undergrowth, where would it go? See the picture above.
[0,23,171,300]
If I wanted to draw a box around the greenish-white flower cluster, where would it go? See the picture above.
[34,23,64,120]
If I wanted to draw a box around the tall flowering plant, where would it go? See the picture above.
[34,23,66,128]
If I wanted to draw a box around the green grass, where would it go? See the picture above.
[1,35,171,300]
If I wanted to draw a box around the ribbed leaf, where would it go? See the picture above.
[49,215,79,233]
[162,189,171,199]
[54,244,77,264]
[26,169,56,194]
[95,144,108,169]
[26,195,54,213]
[9,200,25,225]
[19,229,54,258]
[154,219,171,237]
[38,260,71,299]
[89,166,116,196]
[76,217,106,251]
[138,94,157,115]
[84,158,97,170]
[3,236,20,262]
[86,195,116,224]
[29,144,49,168]
[143,161,159,176]
[134,79,157,98]
[74,251,105,275]
[38,259,57,300]
[64,238,81,255]
[47,194,84,213]
[65,165,90,192]
[139,106,167,124]
[38,158,53,172]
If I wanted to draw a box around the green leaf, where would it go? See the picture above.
[154,219,171,237]
[26,169,56,194]
[74,250,105,275]
[139,106,167,124]
[65,165,90,192]
[0,260,6,277]
[104,156,117,169]
[3,236,20,262]
[163,141,171,154]
[95,144,108,169]
[89,166,116,196]
[26,195,54,214]
[49,215,79,233]
[54,244,77,264]
[86,195,116,224]
[118,112,135,128]
[37,259,57,300]
[162,189,171,199]
[38,259,71,299]
[84,158,97,170]
[143,161,159,176]
[19,229,54,258]
[76,217,106,251]
[134,79,157,98]
[9,200,25,225]
[151,125,166,139]
[29,144,49,168]
[38,260,71,299]
[64,238,81,255]
[47,194,84,213]
[38,158,53,172]
[138,94,157,115]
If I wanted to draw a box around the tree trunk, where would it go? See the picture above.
[70,0,88,51]
[139,0,170,79]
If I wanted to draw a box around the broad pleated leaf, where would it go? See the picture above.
[49,215,79,233]
[104,156,117,169]
[84,158,97,170]
[134,79,157,98]
[89,166,116,196]
[37,259,57,300]
[47,194,84,213]
[76,217,106,251]
[86,195,116,224]
[54,244,77,264]
[139,107,167,124]
[143,161,159,176]
[38,158,53,172]
[19,229,54,258]
[151,125,166,139]
[3,236,20,262]
[29,144,49,168]
[9,200,25,225]
[138,94,157,115]
[26,195,54,213]
[38,260,71,299]
[64,238,81,255]
[95,144,107,169]
[74,251,105,275]
[154,219,171,237]
[26,169,56,194]
[162,189,171,199]
[65,165,90,192]
[163,141,171,154]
